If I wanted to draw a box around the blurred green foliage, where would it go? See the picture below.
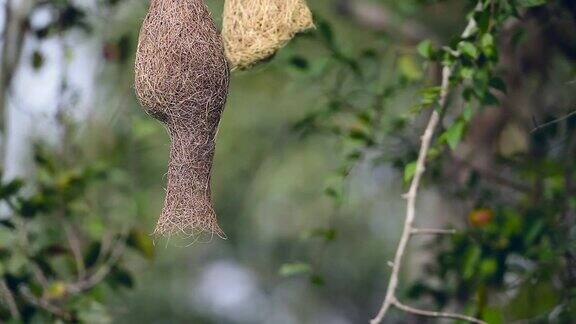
[0,0,154,321]
[0,145,153,322]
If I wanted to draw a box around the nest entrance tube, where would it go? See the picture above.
[134,0,229,239]
[155,125,225,239]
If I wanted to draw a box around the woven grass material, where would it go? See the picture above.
[134,0,229,239]
[222,0,314,70]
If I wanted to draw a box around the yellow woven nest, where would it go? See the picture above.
[222,0,314,70]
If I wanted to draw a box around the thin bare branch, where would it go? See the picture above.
[19,286,72,321]
[531,110,576,133]
[67,237,126,294]
[411,228,457,235]
[95,230,115,265]
[393,299,487,324]
[63,221,86,279]
[370,79,444,324]
[11,216,50,288]
[0,278,20,320]
[370,3,486,323]
[31,263,50,289]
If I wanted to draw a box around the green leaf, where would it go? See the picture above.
[482,91,500,106]
[404,161,417,183]
[481,307,504,324]
[0,179,23,199]
[479,258,498,278]
[108,266,134,289]
[458,41,479,59]
[45,281,67,299]
[443,121,466,150]
[31,50,44,70]
[420,86,441,105]
[398,55,423,81]
[324,186,342,203]
[290,56,309,70]
[463,104,474,122]
[462,87,475,102]
[18,195,52,218]
[507,282,559,319]
[84,242,102,268]
[77,301,113,324]
[310,274,325,286]
[346,151,362,162]
[84,217,106,240]
[481,33,494,48]
[511,29,528,47]
[7,253,27,275]
[279,262,311,277]
[409,103,425,114]
[310,228,337,242]
[525,220,544,245]
[460,66,474,79]
[463,245,481,279]
[476,10,491,33]
[503,212,522,236]
[317,19,335,46]
[356,111,372,125]
[0,219,15,229]
[489,77,507,93]
[34,149,57,174]
[417,40,434,59]
[127,229,154,260]
[348,129,374,145]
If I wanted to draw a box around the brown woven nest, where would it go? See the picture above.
[134,0,229,239]
[222,0,315,70]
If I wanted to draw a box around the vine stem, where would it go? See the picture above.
[370,3,487,323]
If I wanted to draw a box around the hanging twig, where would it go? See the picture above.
[531,110,576,133]
[19,285,72,321]
[393,298,486,324]
[67,236,126,294]
[0,278,20,320]
[63,220,86,279]
[410,228,456,235]
[370,2,486,323]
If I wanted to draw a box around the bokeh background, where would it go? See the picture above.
[1,0,575,323]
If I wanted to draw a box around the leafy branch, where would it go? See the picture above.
[370,2,488,323]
